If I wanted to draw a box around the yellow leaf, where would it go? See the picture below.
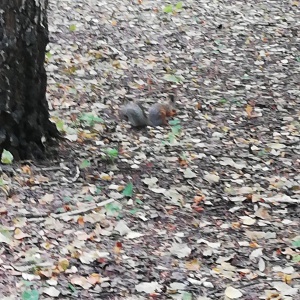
[283,274,292,284]
[58,258,70,271]
[246,104,253,118]
[232,222,241,229]
[41,241,54,250]
[14,228,30,240]
[100,173,112,181]
[185,259,200,271]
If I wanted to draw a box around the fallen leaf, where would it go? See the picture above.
[255,206,271,220]
[142,177,158,187]
[272,282,298,296]
[240,216,256,225]
[58,258,69,272]
[70,276,92,289]
[0,232,12,244]
[115,220,131,236]
[245,104,253,118]
[185,259,200,271]
[250,248,263,259]
[225,286,243,299]
[87,273,101,284]
[14,228,30,240]
[169,282,186,290]
[39,193,54,204]
[43,287,60,297]
[170,243,191,258]
[183,168,197,179]
[135,281,162,293]
[203,173,220,183]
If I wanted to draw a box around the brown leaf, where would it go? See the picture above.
[21,165,32,175]
[87,273,101,285]
[77,216,85,226]
[114,242,122,254]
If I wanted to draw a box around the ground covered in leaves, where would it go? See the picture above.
[0,0,300,299]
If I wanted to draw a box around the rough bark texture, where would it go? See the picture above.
[0,0,59,160]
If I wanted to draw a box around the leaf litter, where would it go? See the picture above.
[0,0,300,299]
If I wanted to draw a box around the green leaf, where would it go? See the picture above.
[163,4,173,13]
[104,148,119,159]
[163,74,183,83]
[170,119,182,136]
[135,198,143,205]
[257,150,267,157]
[55,207,66,214]
[175,1,183,9]
[63,196,72,204]
[168,132,176,143]
[69,24,76,32]
[105,202,121,215]
[79,113,104,126]
[1,150,13,164]
[122,182,133,197]
[22,290,39,300]
[182,292,192,300]
[292,254,300,262]
[129,208,138,214]
[219,98,227,104]
[292,239,300,248]
[171,125,182,135]
[84,195,93,202]
[169,119,181,126]
[68,283,77,293]
[95,186,102,195]
[45,52,52,59]
[56,119,65,132]
[80,159,91,169]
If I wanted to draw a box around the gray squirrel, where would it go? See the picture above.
[119,95,176,127]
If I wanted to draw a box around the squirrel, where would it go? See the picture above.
[119,94,176,127]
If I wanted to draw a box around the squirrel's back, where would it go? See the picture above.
[119,103,148,127]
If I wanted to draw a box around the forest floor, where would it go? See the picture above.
[0,0,300,299]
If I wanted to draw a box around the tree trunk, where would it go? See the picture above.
[0,0,59,160]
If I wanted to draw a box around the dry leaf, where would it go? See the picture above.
[58,258,69,272]
[185,259,200,271]
[245,105,253,117]
[225,286,243,299]
[43,287,60,297]
[14,228,30,240]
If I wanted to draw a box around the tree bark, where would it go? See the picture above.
[0,0,59,160]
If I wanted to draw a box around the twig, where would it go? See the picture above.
[50,198,114,219]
